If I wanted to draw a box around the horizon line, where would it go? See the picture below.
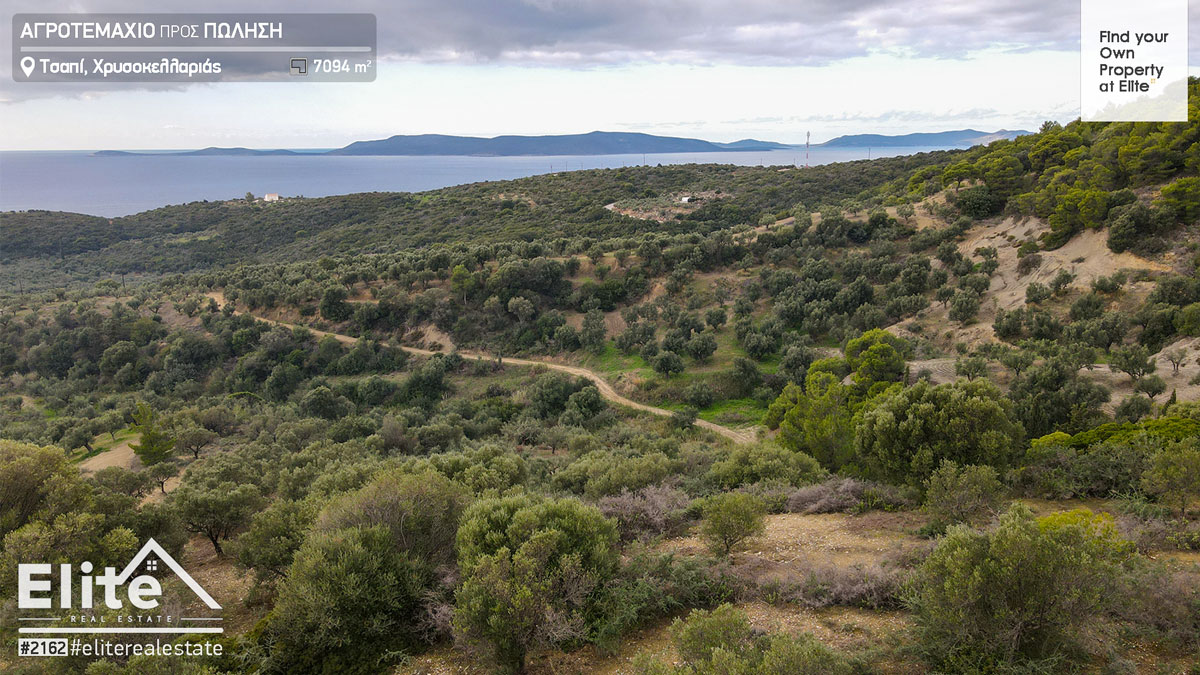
[0,127,1027,154]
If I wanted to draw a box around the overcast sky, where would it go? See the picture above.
[0,0,1195,150]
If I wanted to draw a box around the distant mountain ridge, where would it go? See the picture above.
[327,132,792,156]
[91,129,1027,157]
[95,147,302,157]
[819,129,1030,148]
[713,139,794,150]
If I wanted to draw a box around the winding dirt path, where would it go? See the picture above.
[78,439,138,473]
[205,293,755,444]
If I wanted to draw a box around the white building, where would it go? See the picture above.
[263,193,280,202]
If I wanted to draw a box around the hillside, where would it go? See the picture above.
[1,81,1198,675]
[183,81,1199,441]
[0,150,958,285]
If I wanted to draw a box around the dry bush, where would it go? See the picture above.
[597,483,692,542]
[787,476,912,514]
[1112,562,1200,653]
[733,556,910,610]
[1115,514,1174,552]
[734,479,795,513]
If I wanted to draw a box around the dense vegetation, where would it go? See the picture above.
[1,80,1199,674]
[0,150,955,287]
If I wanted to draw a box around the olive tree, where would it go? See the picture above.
[855,379,1024,484]
[170,454,264,556]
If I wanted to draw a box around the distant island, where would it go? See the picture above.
[818,129,1029,148]
[328,132,795,156]
[92,128,1028,157]
[94,147,303,157]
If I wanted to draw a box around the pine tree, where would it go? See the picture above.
[129,402,175,465]
[1164,388,1178,414]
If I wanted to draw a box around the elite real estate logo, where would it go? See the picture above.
[16,538,223,635]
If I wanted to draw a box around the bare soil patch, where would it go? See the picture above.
[174,535,261,635]
[663,511,927,567]
[79,438,139,473]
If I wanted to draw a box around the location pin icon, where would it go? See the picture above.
[20,56,35,78]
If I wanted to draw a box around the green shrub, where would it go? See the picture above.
[1058,416,1200,448]
[0,440,76,539]
[264,526,430,674]
[923,460,1003,531]
[700,493,766,556]
[553,450,674,498]
[684,382,715,408]
[906,504,1134,670]
[1142,440,1200,519]
[956,185,1004,219]
[706,442,825,490]
[589,552,738,653]
[671,603,756,665]
[233,499,317,583]
[670,407,698,430]
[752,633,856,674]
[399,442,528,494]
[296,385,345,419]
[1174,302,1200,336]
[262,471,469,673]
[1115,394,1153,423]
[316,470,468,569]
[453,493,618,673]
[1024,282,1051,304]
[1011,439,1154,499]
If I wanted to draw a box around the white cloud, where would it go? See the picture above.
[0,0,1186,149]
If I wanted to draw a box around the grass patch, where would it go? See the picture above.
[698,397,765,425]
[654,393,766,426]
[71,428,139,463]
[582,343,653,379]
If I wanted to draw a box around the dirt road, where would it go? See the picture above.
[206,293,756,444]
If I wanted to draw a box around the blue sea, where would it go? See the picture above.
[0,146,951,217]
